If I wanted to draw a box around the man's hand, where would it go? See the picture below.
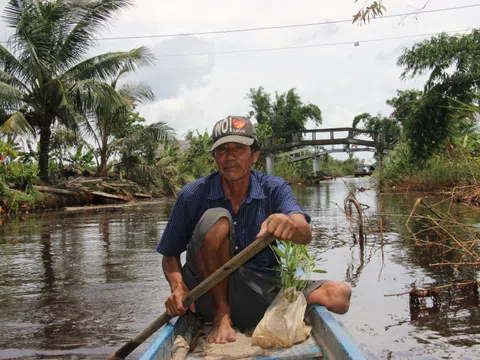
[256,213,297,241]
[165,282,196,317]
[256,213,312,244]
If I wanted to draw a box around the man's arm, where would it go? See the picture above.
[256,213,312,244]
[162,256,195,317]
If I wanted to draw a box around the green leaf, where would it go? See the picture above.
[272,245,286,259]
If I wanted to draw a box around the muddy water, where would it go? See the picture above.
[0,178,479,359]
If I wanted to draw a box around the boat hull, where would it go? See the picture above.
[140,305,365,360]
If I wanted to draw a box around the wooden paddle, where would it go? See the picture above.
[107,234,276,360]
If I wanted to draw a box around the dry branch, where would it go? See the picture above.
[344,192,364,238]
[385,280,480,297]
[405,197,480,264]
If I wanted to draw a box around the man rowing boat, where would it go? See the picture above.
[156,116,351,344]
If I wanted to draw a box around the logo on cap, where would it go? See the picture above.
[232,118,246,130]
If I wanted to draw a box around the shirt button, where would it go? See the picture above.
[235,246,239,250]
[233,221,237,225]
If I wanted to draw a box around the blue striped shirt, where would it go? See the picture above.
[156,170,311,272]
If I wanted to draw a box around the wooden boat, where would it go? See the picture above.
[140,305,366,360]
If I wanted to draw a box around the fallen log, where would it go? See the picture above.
[99,183,120,192]
[64,200,162,212]
[103,182,133,188]
[34,185,79,196]
[90,191,130,202]
[72,178,103,185]
[134,193,152,199]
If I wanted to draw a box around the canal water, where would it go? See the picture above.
[0,177,479,359]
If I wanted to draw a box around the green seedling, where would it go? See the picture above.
[270,240,327,295]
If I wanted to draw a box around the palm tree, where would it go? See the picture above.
[81,68,174,176]
[0,0,153,181]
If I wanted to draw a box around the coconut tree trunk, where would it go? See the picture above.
[98,151,108,177]
[38,123,52,182]
[97,136,109,177]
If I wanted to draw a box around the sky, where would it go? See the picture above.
[0,0,479,162]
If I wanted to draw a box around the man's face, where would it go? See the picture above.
[214,142,260,182]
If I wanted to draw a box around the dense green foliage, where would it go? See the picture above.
[247,87,322,141]
[351,112,401,149]
[396,30,480,163]
[178,130,216,179]
[386,89,423,125]
[269,154,365,183]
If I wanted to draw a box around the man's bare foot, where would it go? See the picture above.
[206,312,236,344]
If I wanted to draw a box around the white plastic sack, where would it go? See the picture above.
[252,287,311,348]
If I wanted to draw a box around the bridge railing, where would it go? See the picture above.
[260,127,381,149]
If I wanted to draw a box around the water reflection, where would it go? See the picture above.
[0,202,173,359]
[41,229,55,293]
[293,179,479,359]
[0,185,479,359]
[345,234,366,287]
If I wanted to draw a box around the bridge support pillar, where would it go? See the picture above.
[266,154,274,174]
[312,156,320,175]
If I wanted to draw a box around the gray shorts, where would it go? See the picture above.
[181,208,327,332]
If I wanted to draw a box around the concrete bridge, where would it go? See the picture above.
[260,127,397,174]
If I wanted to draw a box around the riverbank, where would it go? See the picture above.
[378,181,480,207]
[0,176,165,219]
[2,175,479,221]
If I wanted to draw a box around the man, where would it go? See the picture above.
[157,115,351,344]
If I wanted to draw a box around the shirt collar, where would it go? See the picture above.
[207,171,267,201]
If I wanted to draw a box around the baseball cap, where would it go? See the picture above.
[211,116,258,151]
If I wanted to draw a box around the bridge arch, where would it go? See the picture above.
[259,127,397,175]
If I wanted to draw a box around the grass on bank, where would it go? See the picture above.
[376,143,480,190]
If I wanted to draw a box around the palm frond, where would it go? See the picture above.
[6,1,53,72]
[0,70,29,91]
[121,121,176,146]
[57,0,134,69]
[70,78,125,113]
[111,66,130,89]
[119,81,155,104]
[0,110,34,135]
[0,45,28,81]
[65,47,154,81]
[57,97,85,132]
[79,113,102,150]
[0,81,26,105]
[2,0,30,29]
